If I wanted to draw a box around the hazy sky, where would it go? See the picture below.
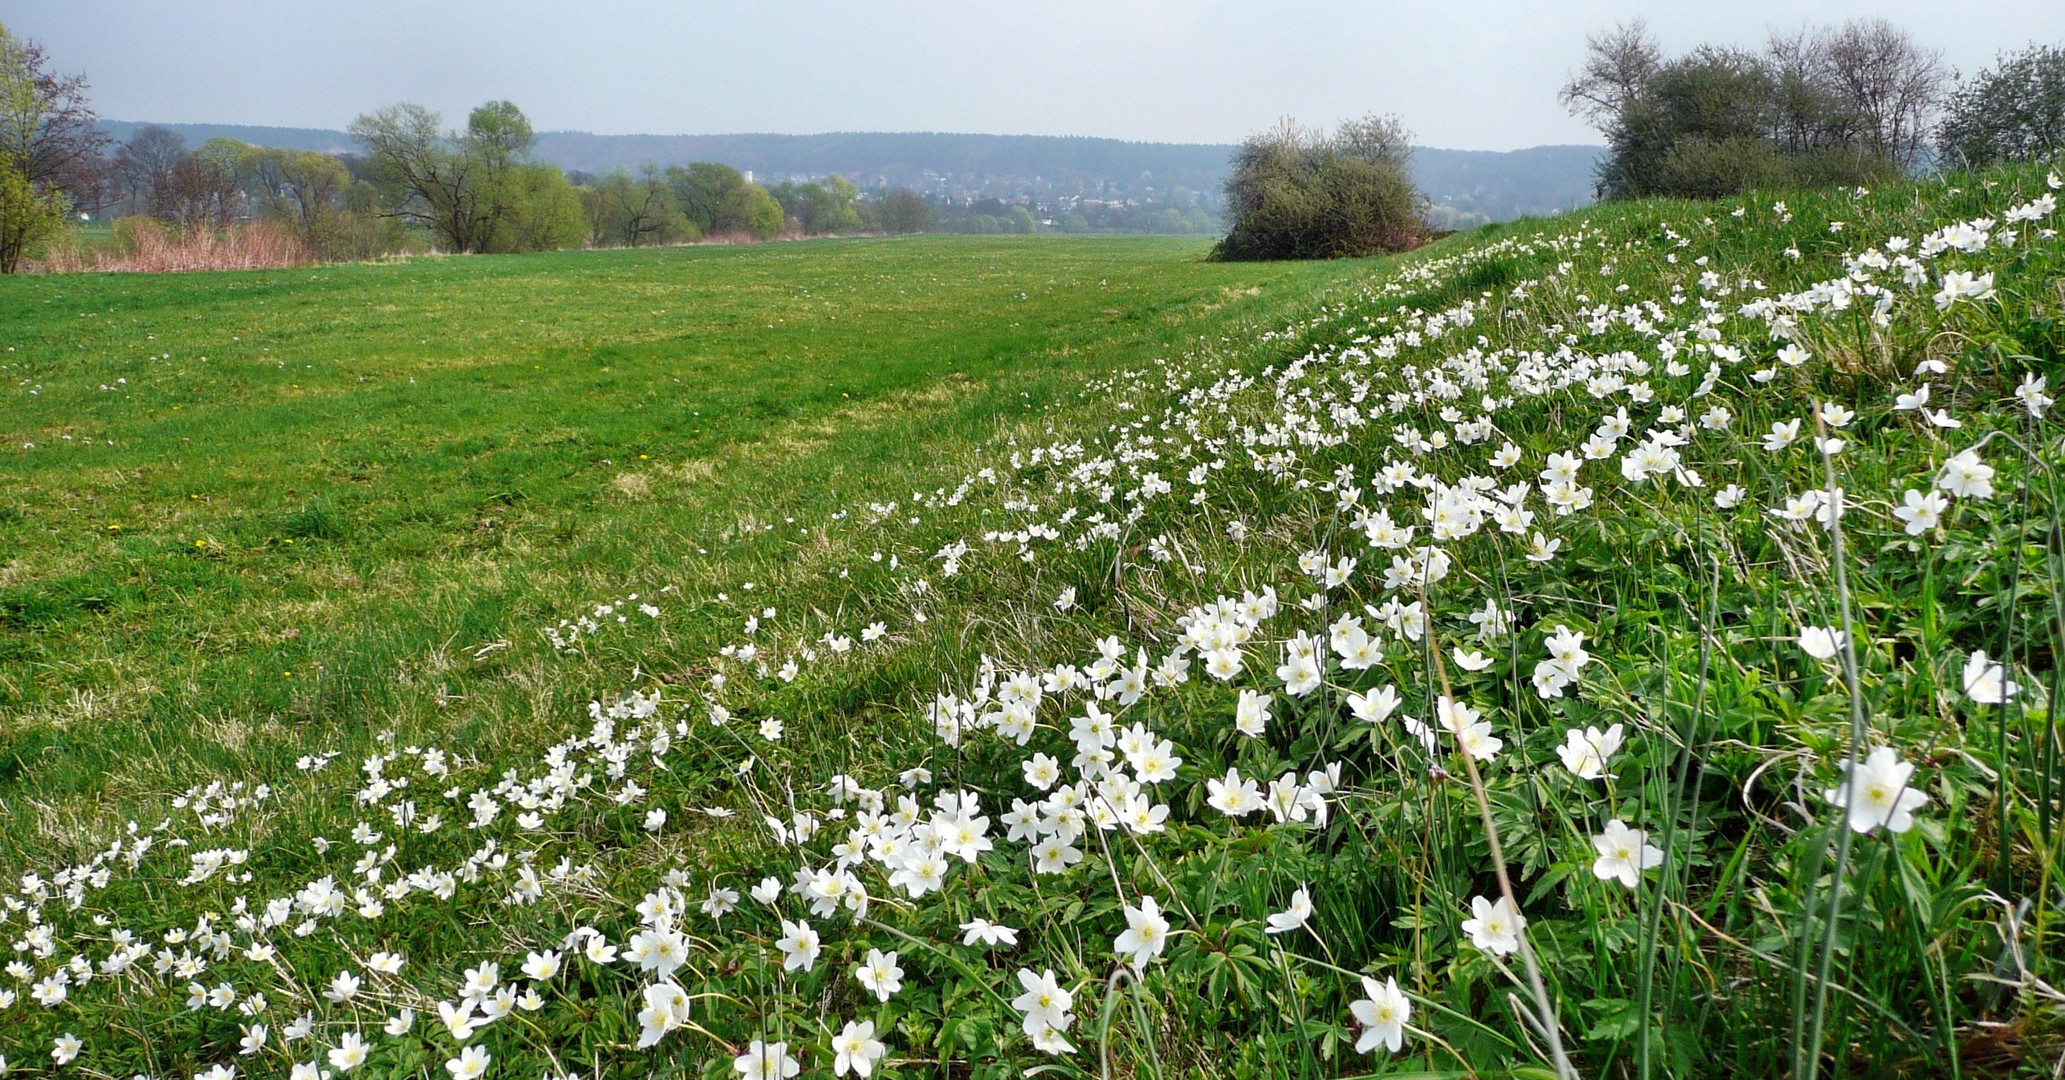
[6,1,2062,151]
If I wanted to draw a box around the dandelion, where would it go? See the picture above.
[1962,649,2020,704]
[1461,895,1523,956]
[1590,819,1665,887]
[1825,747,1929,834]
[831,1020,886,1077]
[1113,895,1171,969]
[1349,975,1411,1054]
[1265,886,1314,935]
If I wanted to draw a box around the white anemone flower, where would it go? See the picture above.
[1460,896,1523,956]
[1113,895,1171,969]
[1590,819,1665,887]
[1797,625,1846,661]
[831,1020,886,1077]
[1824,746,1929,834]
[1962,649,2020,704]
[1264,886,1313,935]
[1349,975,1411,1054]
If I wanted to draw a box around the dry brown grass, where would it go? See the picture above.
[35,219,311,273]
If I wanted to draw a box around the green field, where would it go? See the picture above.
[0,236,1362,829]
[5,174,2065,1079]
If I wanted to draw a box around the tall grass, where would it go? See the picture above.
[33,218,310,273]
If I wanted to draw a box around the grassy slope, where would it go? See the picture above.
[0,236,1366,837]
[5,168,2065,1080]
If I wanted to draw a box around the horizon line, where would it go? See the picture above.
[95,118,1607,156]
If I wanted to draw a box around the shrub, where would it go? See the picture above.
[1214,115,1425,261]
[1938,43,2065,167]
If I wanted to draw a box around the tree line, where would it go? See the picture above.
[1216,20,2065,260]
[1561,19,2065,201]
[0,21,929,272]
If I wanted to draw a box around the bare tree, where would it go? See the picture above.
[1332,113,1414,173]
[163,152,239,229]
[1559,20,1663,130]
[1820,18,1943,168]
[349,103,491,252]
[116,125,185,216]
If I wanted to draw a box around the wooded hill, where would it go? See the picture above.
[97,122,1602,223]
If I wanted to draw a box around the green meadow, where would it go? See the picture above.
[6,170,2065,1078]
[0,236,1363,837]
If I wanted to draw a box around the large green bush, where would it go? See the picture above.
[1213,115,1425,261]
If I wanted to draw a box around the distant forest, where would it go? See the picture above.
[96,122,1603,227]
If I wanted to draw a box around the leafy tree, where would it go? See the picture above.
[0,153,67,271]
[495,162,586,253]
[1214,114,1424,261]
[771,174,863,235]
[0,20,102,270]
[666,161,747,234]
[587,165,689,247]
[730,182,786,239]
[348,100,566,253]
[1938,44,2065,167]
[879,187,929,234]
